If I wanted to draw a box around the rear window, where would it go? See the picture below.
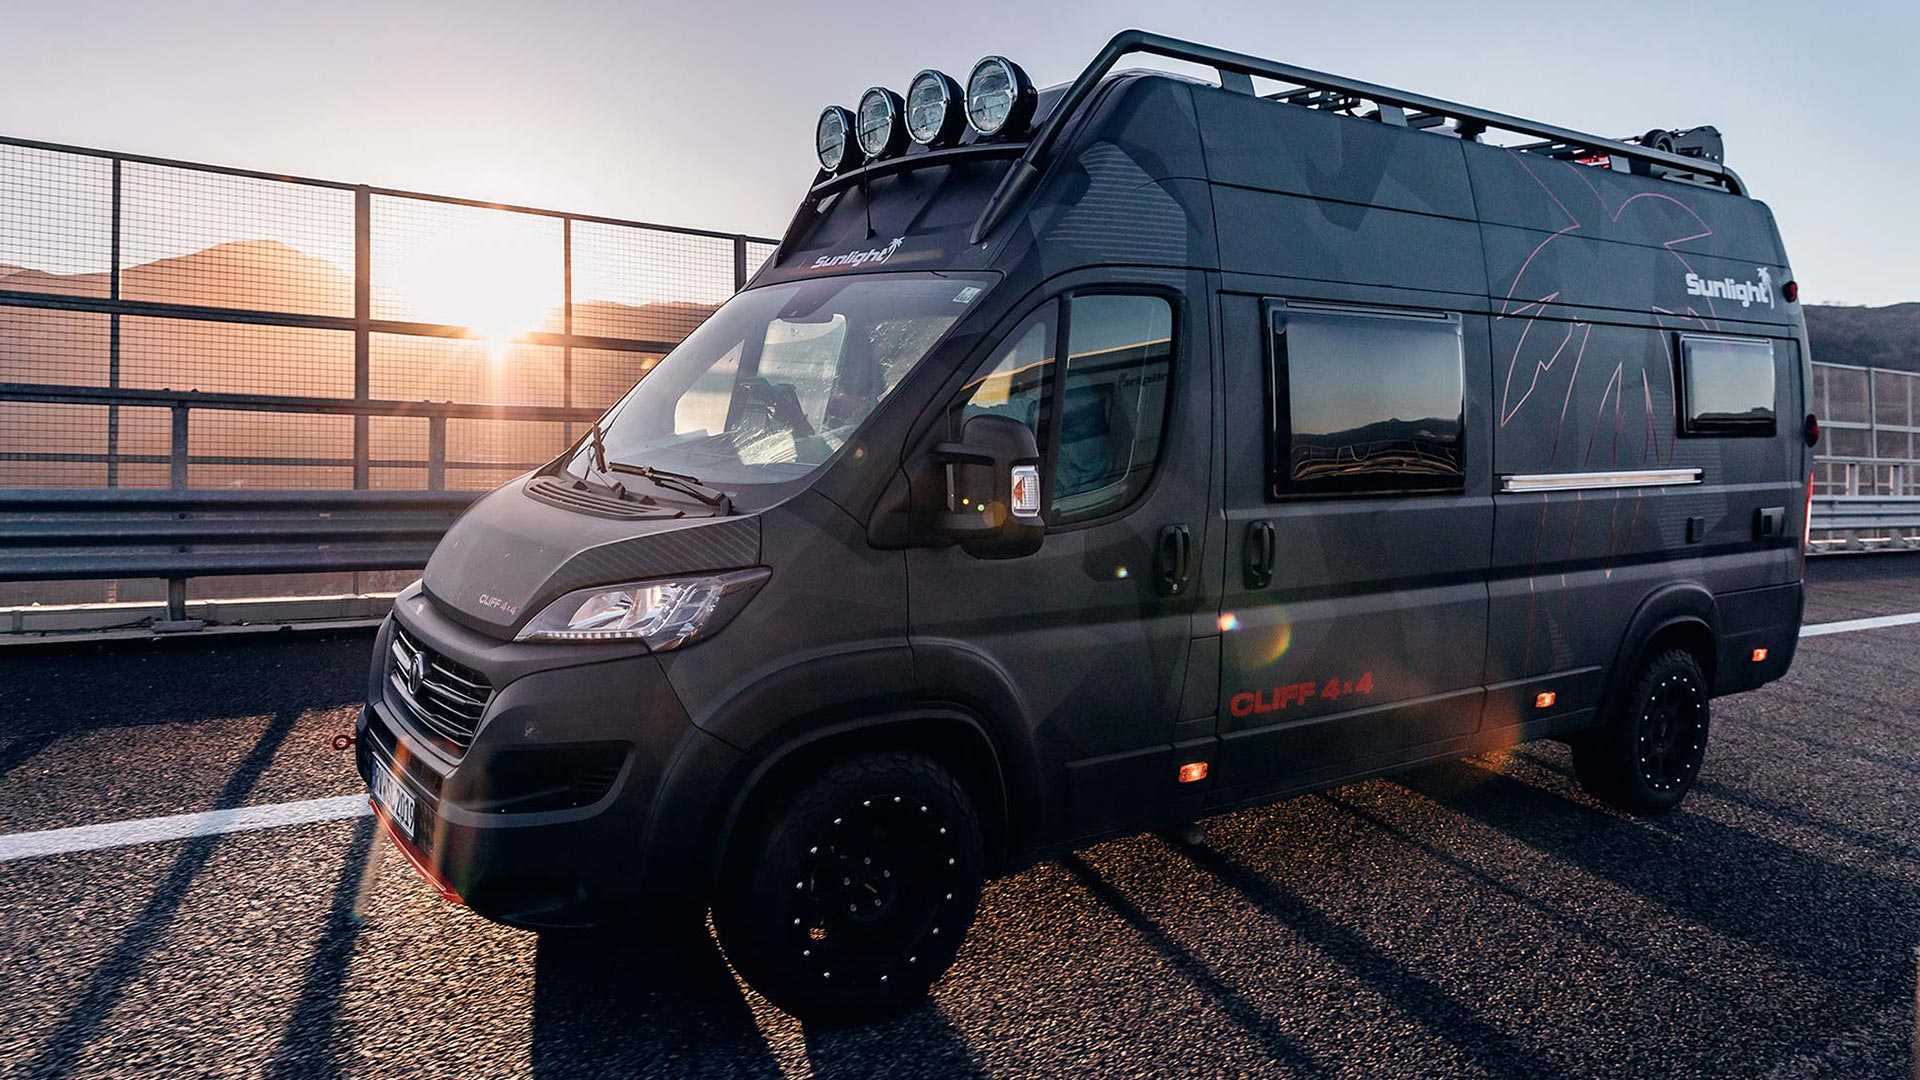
[1679,335,1776,436]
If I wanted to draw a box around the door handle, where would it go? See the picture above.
[1754,506,1785,540]
[1243,520,1276,589]
[1156,523,1192,597]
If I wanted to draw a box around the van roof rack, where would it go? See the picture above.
[971,29,1746,243]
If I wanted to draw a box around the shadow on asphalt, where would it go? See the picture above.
[0,630,374,732]
[264,816,377,1080]
[1389,754,1918,1070]
[14,707,304,1079]
[524,923,992,1078]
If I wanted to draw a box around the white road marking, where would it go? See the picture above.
[1799,611,1920,638]
[0,607,1912,865]
[0,795,369,863]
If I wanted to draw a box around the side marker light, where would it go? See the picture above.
[1177,761,1209,784]
[1751,647,1769,663]
[1534,691,1557,709]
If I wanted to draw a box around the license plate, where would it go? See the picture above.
[371,761,417,841]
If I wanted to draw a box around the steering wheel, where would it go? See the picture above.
[733,377,817,440]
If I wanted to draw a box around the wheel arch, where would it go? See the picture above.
[1606,581,1720,711]
[712,707,1024,885]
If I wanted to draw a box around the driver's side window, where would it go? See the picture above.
[955,303,1055,448]
[953,294,1174,525]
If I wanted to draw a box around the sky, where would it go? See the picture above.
[3,0,1917,306]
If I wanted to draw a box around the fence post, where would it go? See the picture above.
[427,415,446,490]
[169,404,189,489]
[562,217,574,442]
[733,235,748,291]
[353,186,372,489]
[107,157,122,488]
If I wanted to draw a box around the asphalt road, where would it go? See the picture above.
[1,556,1916,1079]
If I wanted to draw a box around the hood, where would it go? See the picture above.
[422,481,762,639]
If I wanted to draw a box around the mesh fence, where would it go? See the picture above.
[120,163,355,315]
[0,143,112,298]
[571,219,733,342]
[1811,362,1920,499]
[0,135,772,611]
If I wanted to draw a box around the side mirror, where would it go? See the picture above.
[928,414,1044,559]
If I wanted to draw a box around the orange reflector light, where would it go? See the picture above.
[1177,761,1209,784]
[1534,691,1557,709]
[1217,612,1240,632]
[1751,647,1769,663]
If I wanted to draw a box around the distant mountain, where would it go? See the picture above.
[1805,303,1920,373]
[0,239,720,341]
[0,239,721,404]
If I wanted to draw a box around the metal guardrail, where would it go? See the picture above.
[0,488,480,628]
[1812,491,1920,534]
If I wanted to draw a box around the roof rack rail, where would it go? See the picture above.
[971,29,1745,243]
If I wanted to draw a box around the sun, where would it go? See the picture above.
[381,214,560,347]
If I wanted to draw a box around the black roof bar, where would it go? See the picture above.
[970,29,1746,243]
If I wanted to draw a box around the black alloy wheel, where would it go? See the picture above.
[1572,648,1712,815]
[714,752,984,1024]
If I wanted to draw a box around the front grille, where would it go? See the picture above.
[389,623,493,757]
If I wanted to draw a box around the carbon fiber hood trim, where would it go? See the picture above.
[422,483,762,639]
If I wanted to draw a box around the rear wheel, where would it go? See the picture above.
[713,751,983,1024]
[1572,648,1711,815]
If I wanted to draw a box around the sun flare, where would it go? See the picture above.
[381,213,560,345]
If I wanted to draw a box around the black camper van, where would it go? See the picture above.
[355,31,1813,1022]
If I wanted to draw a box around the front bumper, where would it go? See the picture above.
[355,593,741,929]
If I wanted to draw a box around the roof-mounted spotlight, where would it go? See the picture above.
[816,105,861,173]
[965,56,1036,137]
[856,87,908,160]
[906,69,966,148]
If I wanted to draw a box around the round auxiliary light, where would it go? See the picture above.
[906,69,966,147]
[816,106,859,173]
[966,56,1035,137]
[856,87,908,160]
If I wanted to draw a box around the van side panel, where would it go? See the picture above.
[1470,142,1805,722]
[1192,83,1487,297]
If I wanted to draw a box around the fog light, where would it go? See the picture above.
[856,87,907,160]
[965,56,1036,137]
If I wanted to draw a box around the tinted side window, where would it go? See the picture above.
[1054,294,1174,522]
[955,303,1055,444]
[1680,335,1776,436]
[1269,305,1464,497]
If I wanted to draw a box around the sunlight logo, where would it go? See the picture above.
[1685,266,1775,309]
[811,236,905,270]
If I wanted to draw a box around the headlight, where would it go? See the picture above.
[965,56,1035,137]
[856,87,907,160]
[816,106,859,173]
[906,69,965,147]
[515,568,771,649]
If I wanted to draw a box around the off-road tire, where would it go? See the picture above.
[1572,648,1711,815]
[713,751,984,1024]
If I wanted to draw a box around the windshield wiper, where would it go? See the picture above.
[586,419,610,474]
[606,460,733,513]
[577,419,731,512]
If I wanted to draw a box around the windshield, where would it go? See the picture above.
[565,272,992,497]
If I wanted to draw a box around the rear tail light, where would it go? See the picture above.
[1801,468,1814,568]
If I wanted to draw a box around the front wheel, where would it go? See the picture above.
[1571,648,1711,815]
[713,752,984,1024]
